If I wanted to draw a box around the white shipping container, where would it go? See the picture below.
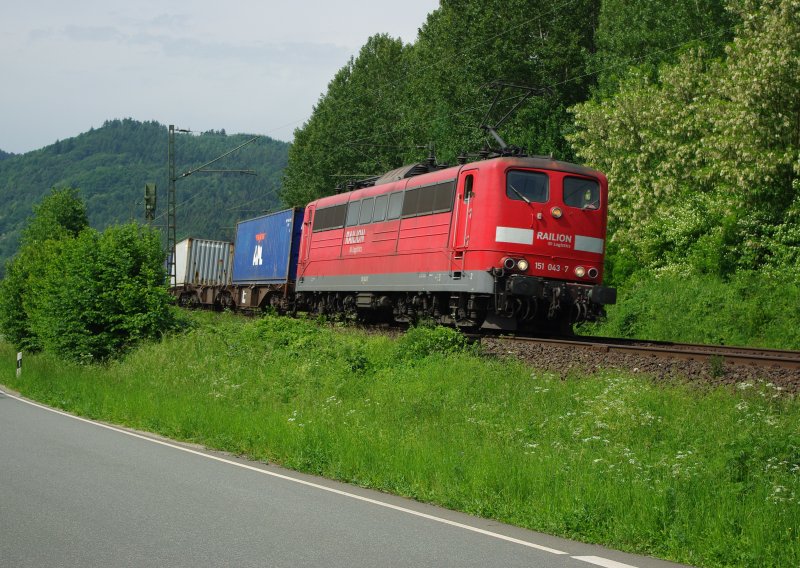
[174,238,234,287]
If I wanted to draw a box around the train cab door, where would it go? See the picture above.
[451,170,477,276]
[299,205,314,275]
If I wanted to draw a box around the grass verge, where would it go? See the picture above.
[580,271,800,349]
[3,312,798,567]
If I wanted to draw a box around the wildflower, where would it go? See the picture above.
[768,485,795,504]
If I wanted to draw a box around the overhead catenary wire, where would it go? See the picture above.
[151,181,282,227]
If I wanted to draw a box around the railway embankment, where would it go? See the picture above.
[3,311,798,568]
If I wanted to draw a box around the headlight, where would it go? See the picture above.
[575,266,586,278]
[502,257,517,270]
[516,259,529,271]
[550,206,563,219]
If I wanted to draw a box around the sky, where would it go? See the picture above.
[0,0,439,155]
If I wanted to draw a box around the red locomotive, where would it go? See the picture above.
[294,155,616,332]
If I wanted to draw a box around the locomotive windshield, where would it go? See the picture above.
[506,170,549,203]
[563,176,600,209]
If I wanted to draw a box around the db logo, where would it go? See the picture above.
[253,232,265,266]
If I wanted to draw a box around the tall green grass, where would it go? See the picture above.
[3,313,798,567]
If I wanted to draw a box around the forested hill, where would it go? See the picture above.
[0,119,288,273]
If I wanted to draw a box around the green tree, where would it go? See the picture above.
[21,187,89,245]
[591,0,734,95]
[569,0,800,281]
[403,0,600,162]
[1,188,174,361]
[282,34,409,206]
[0,187,89,350]
[706,0,800,270]
[0,244,48,350]
[25,223,173,362]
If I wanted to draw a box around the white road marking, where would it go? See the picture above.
[1,389,567,556]
[573,555,639,568]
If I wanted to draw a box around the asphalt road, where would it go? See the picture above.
[0,388,690,568]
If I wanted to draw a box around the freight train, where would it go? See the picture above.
[171,153,616,333]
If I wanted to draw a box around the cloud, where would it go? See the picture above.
[62,24,126,43]
[31,21,349,70]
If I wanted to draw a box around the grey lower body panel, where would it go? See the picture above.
[296,271,496,294]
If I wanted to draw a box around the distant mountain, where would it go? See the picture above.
[0,119,289,274]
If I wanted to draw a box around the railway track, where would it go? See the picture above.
[497,335,800,370]
[477,333,800,393]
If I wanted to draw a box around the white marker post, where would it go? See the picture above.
[16,352,22,377]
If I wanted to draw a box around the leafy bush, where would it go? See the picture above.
[1,188,176,362]
[23,223,174,362]
[396,324,470,362]
[0,188,89,350]
[20,187,89,246]
[0,244,50,350]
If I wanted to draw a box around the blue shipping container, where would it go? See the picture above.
[232,208,304,284]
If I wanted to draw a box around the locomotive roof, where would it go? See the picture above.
[311,156,605,208]
[372,163,433,186]
[482,155,605,178]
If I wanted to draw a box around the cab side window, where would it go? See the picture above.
[464,174,474,201]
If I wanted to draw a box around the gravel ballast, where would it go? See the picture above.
[480,337,800,395]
